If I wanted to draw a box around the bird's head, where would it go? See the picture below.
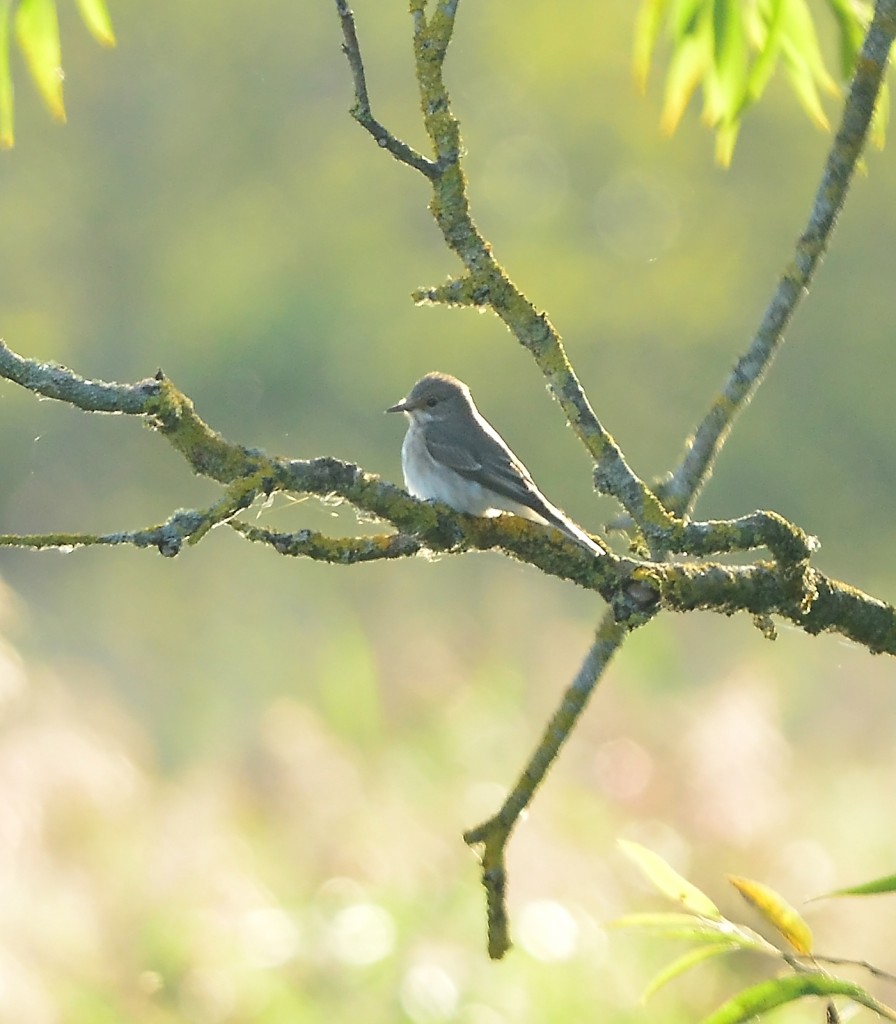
[386,372,473,423]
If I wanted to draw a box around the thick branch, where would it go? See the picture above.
[0,339,160,412]
[230,521,423,563]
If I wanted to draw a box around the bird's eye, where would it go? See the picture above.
[425,397,438,408]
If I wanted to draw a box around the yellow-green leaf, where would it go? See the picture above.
[643,943,740,1002]
[713,117,739,167]
[820,871,896,898]
[743,0,786,105]
[619,840,722,918]
[0,0,13,147]
[727,874,813,954]
[780,0,839,97]
[671,0,709,42]
[711,0,747,119]
[14,0,65,122]
[74,0,115,47]
[870,82,889,150]
[824,0,868,76]
[611,911,776,953]
[781,44,830,131]
[634,0,670,91]
[660,30,710,134]
[700,974,896,1024]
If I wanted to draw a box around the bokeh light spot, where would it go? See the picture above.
[517,900,578,962]
[400,963,460,1022]
[327,902,395,965]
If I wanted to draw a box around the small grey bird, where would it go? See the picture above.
[387,372,605,557]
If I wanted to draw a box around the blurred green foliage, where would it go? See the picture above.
[0,0,115,147]
[1,1,896,1021]
[635,0,889,164]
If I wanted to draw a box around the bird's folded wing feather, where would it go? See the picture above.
[424,430,540,508]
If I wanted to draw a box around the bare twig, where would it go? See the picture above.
[464,614,633,957]
[335,0,438,178]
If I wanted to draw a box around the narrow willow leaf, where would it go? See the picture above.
[824,0,868,76]
[714,117,739,166]
[74,0,115,47]
[700,974,896,1024]
[0,0,13,147]
[611,912,730,940]
[14,0,65,122]
[781,44,830,130]
[643,943,741,1002]
[611,912,776,953]
[619,841,722,918]
[707,0,747,125]
[660,29,710,134]
[821,871,896,898]
[780,0,839,96]
[634,0,670,91]
[728,875,813,954]
[671,0,709,42]
[869,83,889,150]
[743,0,785,105]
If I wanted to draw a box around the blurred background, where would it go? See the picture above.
[1,1,895,1021]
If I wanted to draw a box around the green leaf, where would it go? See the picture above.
[780,0,839,98]
[619,840,722,917]
[671,0,709,42]
[611,912,775,953]
[824,0,868,77]
[643,943,741,1002]
[74,0,115,47]
[700,974,896,1024]
[743,0,786,106]
[0,0,13,147]
[820,871,896,898]
[713,117,739,167]
[14,0,65,122]
[781,43,830,130]
[705,0,748,129]
[660,27,711,134]
[728,874,813,954]
[634,0,671,91]
[869,80,889,150]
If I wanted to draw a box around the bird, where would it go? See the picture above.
[386,372,605,557]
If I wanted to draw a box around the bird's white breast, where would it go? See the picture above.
[401,424,494,515]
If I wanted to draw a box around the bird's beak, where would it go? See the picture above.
[386,398,408,414]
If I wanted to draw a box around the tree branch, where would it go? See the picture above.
[463,613,633,958]
[327,0,896,959]
[335,0,438,178]
[332,3,673,542]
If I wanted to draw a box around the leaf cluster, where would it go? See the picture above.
[618,840,896,1023]
[0,0,114,148]
[635,0,889,163]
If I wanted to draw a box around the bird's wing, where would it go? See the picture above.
[424,419,543,509]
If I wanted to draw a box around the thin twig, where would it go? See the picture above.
[335,0,438,178]
[785,953,896,985]
[464,614,635,957]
